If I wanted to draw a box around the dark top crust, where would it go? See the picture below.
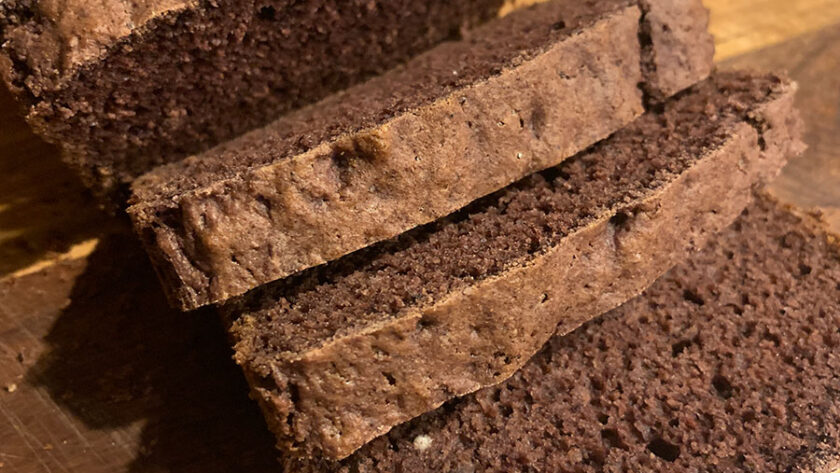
[0,0,194,91]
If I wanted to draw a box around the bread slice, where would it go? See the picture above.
[128,0,714,310]
[225,72,803,460]
[0,0,508,202]
[287,192,840,472]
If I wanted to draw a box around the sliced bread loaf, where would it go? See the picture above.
[129,0,714,310]
[226,72,803,460]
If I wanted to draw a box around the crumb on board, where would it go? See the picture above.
[413,434,433,451]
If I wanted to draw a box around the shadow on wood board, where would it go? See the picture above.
[22,232,279,472]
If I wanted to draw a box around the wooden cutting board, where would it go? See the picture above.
[1,2,839,471]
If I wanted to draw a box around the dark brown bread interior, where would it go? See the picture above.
[129,0,714,310]
[0,0,506,202]
[286,193,840,472]
[226,72,802,460]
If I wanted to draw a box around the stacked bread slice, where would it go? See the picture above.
[127,0,714,310]
[287,192,840,472]
[3,0,816,469]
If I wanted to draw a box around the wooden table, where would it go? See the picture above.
[1,2,839,471]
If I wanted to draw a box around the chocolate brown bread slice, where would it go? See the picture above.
[0,0,508,203]
[289,192,840,473]
[129,0,714,310]
[226,72,803,460]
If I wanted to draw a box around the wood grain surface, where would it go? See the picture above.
[707,0,840,60]
[723,25,840,232]
[1,1,839,471]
